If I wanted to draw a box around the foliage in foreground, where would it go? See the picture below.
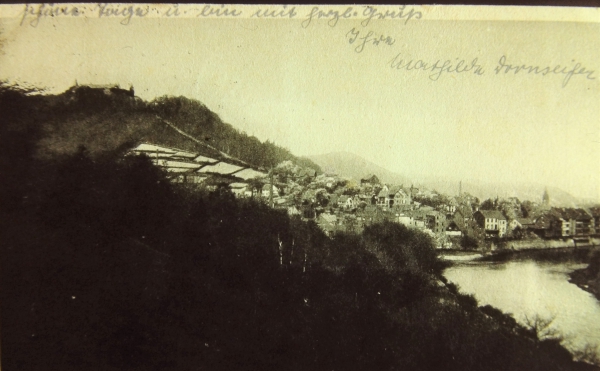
[1,85,597,371]
[3,152,597,371]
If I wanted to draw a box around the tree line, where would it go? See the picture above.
[2,84,597,371]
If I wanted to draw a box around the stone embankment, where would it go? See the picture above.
[502,237,600,251]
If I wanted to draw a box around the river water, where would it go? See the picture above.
[443,260,600,359]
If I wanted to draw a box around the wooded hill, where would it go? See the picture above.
[6,83,321,171]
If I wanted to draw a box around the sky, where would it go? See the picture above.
[1,4,599,200]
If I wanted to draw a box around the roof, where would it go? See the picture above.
[153,159,202,170]
[388,185,402,194]
[394,188,408,197]
[234,168,267,180]
[173,151,197,159]
[566,208,592,220]
[193,154,218,163]
[517,218,534,225]
[197,162,244,175]
[229,182,247,189]
[134,143,192,155]
[361,174,380,183]
[477,210,506,220]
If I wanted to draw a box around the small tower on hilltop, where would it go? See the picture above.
[542,187,550,206]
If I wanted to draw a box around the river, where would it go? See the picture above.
[443,260,600,360]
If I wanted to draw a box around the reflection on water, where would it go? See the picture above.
[444,260,600,358]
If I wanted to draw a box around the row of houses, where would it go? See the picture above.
[531,207,598,239]
[463,207,599,240]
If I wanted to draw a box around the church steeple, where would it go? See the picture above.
[542,187,550,206]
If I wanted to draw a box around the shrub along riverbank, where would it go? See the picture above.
[2,150,599,371]
[475,247,593,263]
[570,249,600,301]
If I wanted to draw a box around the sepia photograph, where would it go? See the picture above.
[1,3,599,370]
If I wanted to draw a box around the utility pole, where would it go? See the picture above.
[269,167,274,208]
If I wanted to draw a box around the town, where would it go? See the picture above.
[131,142,600,250]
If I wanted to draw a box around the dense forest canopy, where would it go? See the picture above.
[0,82,321,171]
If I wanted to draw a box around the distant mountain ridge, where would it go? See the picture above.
[308,152,411,186]
[308,152,594,206]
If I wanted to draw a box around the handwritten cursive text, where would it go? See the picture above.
[389,53,485,80]
[361,6,422,27]
[20,3,82,27]
[494,55,595,87]
[347,28,395,53]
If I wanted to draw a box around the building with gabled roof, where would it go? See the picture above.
[360,174,380,187]
[474,210,507,238]
[549,208,595,238]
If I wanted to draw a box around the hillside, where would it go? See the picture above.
[309,151,589,206]
[308,151,411,185]
[3,83,321,172]
[423,179,584,207]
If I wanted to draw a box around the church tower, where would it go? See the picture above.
[542,188,550,206]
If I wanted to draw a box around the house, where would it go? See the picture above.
[530,213,557,238]
[360,174,381,187]
[393,188,412,206]
[445,221,462,237]
[229,182,248,197]
[591,207,600,236]
[517,218,534,229]
[397,214,414,227]
[261,184,280,198]
[550,208,595,238]
[398,210,428,229]
[426,211,447,234]
[571,209,595,237]
[443,198,458,214]
[377,185,390,207]
[474,210,507,238]
[455,205,474,222]
[302,168,317,179]
[551,216,572,237]
[338,195,356,210]
[508,219,522,231]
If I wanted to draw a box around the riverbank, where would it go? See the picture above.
[499,237,600,251]
[444,259,600,368]
[438,249,483,261]
[569,249,600,301]
[441,246,600,302]
[475,246,593,263]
